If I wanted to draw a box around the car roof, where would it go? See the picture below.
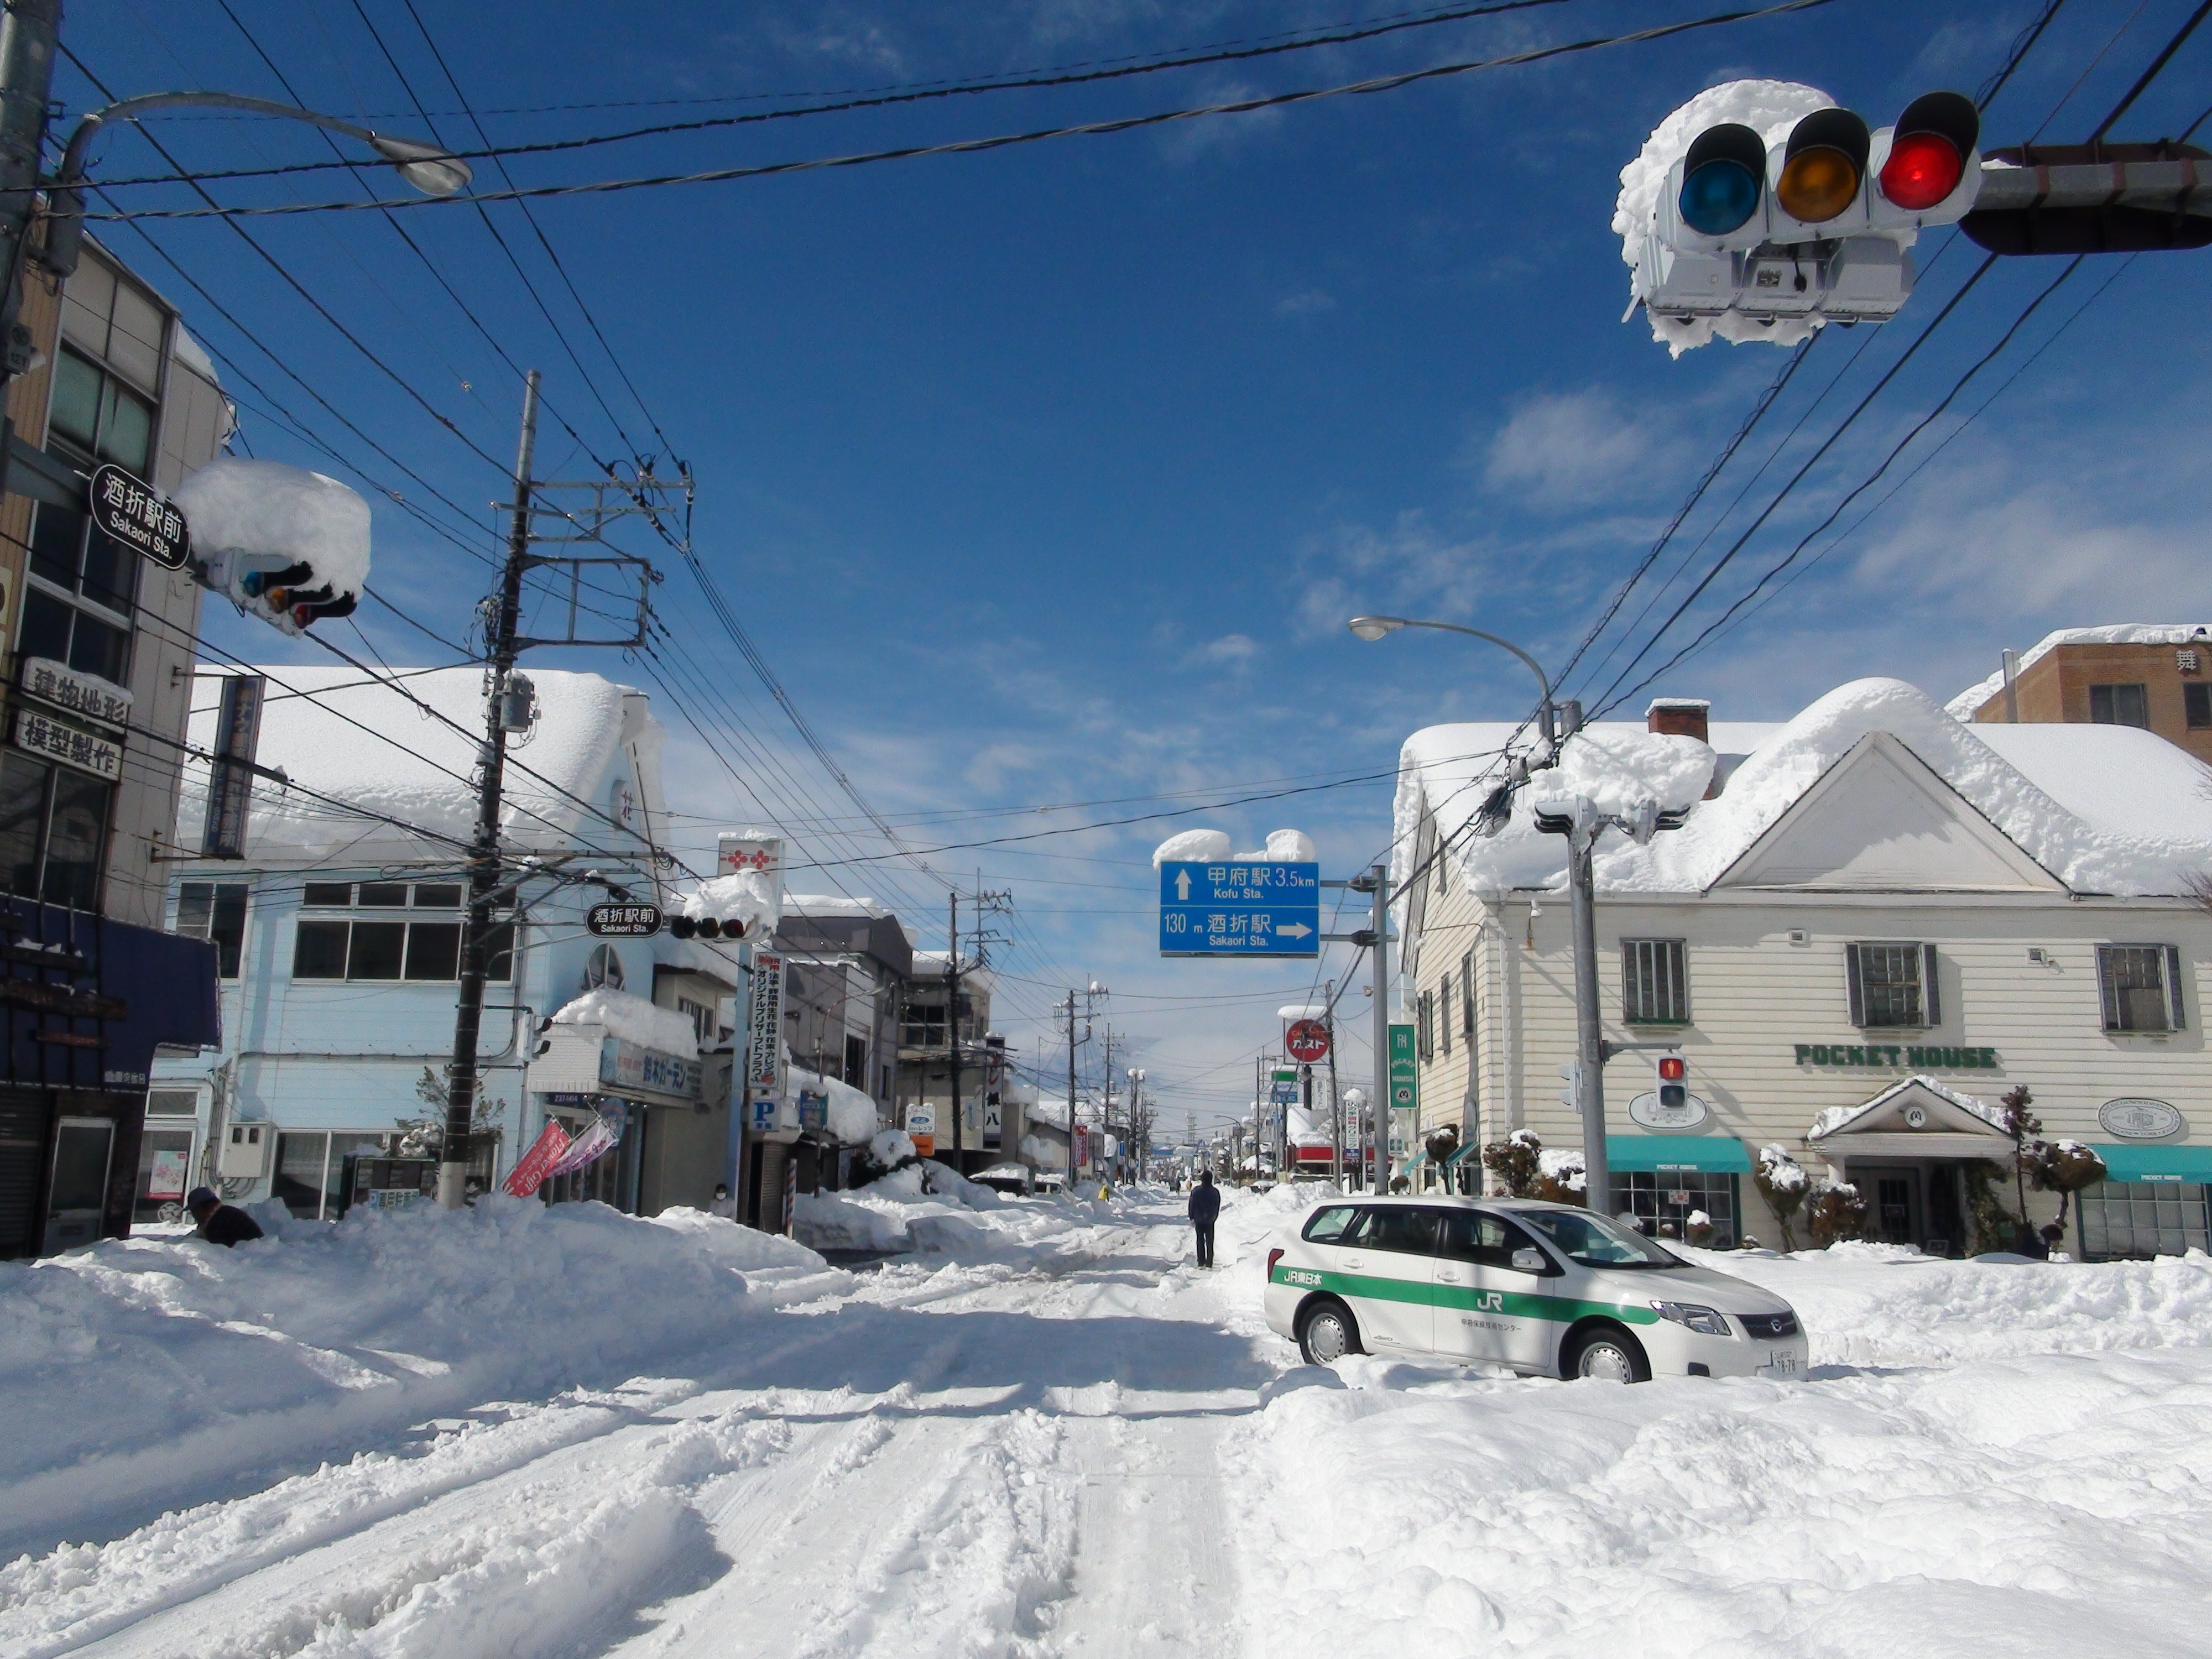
[1302,1193,1574,1212]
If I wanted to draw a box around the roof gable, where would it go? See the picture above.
[1714,733,2063,893]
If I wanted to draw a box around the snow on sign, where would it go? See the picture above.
[90,463,191,570]
[1158,861,1319,958]
[1285,1019,1331,1062]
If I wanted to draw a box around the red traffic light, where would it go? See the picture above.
[1880,131,1962,211]
[1658,1056,1687,1082]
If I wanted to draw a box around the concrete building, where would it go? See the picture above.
[1393,676,2212,1258]
[150,666,742,1220]
[0,237,227,1256]
[1952,623,2212,766]
[895,955,1031,1173]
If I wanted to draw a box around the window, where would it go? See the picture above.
[2187,683,2211,729]
[1460,950,1475,1036]
[272,1130,391,1220]
[1302,1204,1358,1243]
[146,1088,199,1117]
[843,1032,867,1087]
[2098,945,2184,1032]
[1417,990,1434,1062]
[1438,1209,1541,1267]
[2078,1181,2211,1260]
[1345,1206,1441,1254]
[901,1004,948,1048]
[1621,939,1689,1024]
[2089,682,2150,728]
[175,881,248,978]
[1846,942,1938,1028]
[1610,1171,1740,1247]
[0,753,107,907]
[1438,974,1452,1058]
[134,1126,195,1223]
[292,912,510,983]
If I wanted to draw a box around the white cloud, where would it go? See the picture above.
[1200,632,1260,664]
[1480,388,1673,507]
[1274,289,1336,319]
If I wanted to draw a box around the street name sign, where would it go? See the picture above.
[91,463,190,571]
[1157,860,1320,958]
[1388,1023,1417,1114]
[587,901,662,937]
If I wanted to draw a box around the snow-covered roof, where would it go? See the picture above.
[909,950,993,989]
[784,893,891,919]
[1397,677,2212,900]
[1945,624,2212,718]
[177,665,660,863]
[552,985,699,1057]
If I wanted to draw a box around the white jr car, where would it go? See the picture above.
[1263,1194,1808,1383]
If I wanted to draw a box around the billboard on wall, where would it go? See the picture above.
[718,832,786,904]
[747,951,786,1108]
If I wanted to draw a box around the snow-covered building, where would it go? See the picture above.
[0,236,231,1256]
[150,666,744,1219]
[1950,623,2212,767]
[894,954,1030,1175]
[1394,677,2212,1257]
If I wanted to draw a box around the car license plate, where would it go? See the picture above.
[1759,1351,1800,1378]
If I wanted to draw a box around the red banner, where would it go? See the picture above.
[503,1119,572,1198]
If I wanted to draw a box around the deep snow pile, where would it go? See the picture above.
[677,868,780,938]
[550,984,700,1055]
[789,1162,1138,1260]
[173,458,372,598]
[0,1198,828,1554]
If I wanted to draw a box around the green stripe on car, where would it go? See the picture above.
[1270,1264,1659,1326]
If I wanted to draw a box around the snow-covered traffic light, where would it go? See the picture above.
[1655,1051,1688,1113]
[173,458,370,635]
[1622,81,1981,353]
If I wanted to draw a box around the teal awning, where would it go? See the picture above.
[2093,1144,2212,1183]
[1442,1141,1480,1168]
[1607,1135,1752,1174]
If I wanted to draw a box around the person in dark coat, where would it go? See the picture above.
[1187,1169,1221,1267]
[187,1186,264,1247]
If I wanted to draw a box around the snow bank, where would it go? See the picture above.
[871,1129,915,1166]
[173,458,371,598]
[0,1198,833,1554]
[550,984,699,1056]
[678,869,780,938]
[787,1065,881,1144]
[1946,622,2212,717]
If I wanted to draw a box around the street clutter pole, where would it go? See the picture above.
[1569,813,1609,1216]
[947,891,961,1161]
[0,1,61,400]
[1065,989,1077,1186]
[442,369,539,1208]
[1370,860,1389,1194]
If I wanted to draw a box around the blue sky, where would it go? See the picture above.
[69,0,2212,1131]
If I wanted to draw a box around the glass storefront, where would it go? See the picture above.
[2078,1181,2212,1260]
[1610,1170,1740,1247]
[272,1130,394,1219]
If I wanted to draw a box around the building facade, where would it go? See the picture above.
[1952,623,2212,766]
[1395,677,2212,1257]
[0,236,226,1256]
[152,666,740,1220]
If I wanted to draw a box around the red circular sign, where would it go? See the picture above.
[1285,1019,1331,1063]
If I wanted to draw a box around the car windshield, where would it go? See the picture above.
[1519,1209,1684,1269]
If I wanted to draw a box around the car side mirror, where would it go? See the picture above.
[1510,1248,1548,1273]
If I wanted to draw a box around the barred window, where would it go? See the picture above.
[1417,990,1434,1062]
[1438,973,1452,1058]
[1846,942,1938,1029]
[2098,945,2184,1033]
[1621,939,1688,1025]
[1459,949,1475,1036]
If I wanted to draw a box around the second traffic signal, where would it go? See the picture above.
[1655,1051,1689,1112]
[173,458,371,635]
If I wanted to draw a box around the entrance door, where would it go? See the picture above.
[44,1117,113,1254]
[1434,1209,1556,1372]
[1858,1166,1922,1246]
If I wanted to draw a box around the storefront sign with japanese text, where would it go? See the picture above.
[599,1037,701,1104]
[90,462,190,570]
[14,707,121,780]
[747,951,786,1103]
[20,656,130,728]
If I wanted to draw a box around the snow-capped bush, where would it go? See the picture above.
[1481,1130,1541,1197]
[1686,1209,1714,1247]
[1807,1181,1869,1249]
[1755,1144,1811,1252]
[1535,1148,1585,1205]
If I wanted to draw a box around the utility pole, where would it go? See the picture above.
[1325,979,1342,1187]
[1065,988,1078,1182]
[0,1,60,399]
[1568,808,1609,1218]
[1368,862,1390,1193]
[947,890,961,1161]
[442,369,539,1208]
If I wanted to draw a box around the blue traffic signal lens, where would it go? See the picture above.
[1679,159,1760,236]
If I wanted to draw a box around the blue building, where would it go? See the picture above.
[153,665,744,1219]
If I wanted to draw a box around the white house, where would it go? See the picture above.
[1392,677,2212,1258]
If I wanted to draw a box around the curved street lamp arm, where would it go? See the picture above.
[1370,617,1554,707]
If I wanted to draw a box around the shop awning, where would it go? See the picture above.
[2092,1144,2212,1183]
[1607,1135,1751,1174]
[1442,1141,1481,1168]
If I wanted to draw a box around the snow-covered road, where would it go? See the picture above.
[8,1186,2212,1658]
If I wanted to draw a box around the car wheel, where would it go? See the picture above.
[1564,1324,1650,1383]
[1298,1299,1359,1365]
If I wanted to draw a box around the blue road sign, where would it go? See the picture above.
[1158,860,1320,958]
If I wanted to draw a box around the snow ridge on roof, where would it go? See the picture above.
[1945,623,2212,718]
[1398,677,2212,900]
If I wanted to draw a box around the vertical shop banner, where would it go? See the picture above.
[546,1114,618,1179]
[905,1102,936,1158]
[503,1119,572,1197]
[1387,1022,1418,1114]
[747,952,786,1106]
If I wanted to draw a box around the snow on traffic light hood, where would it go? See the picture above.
[173,457,372,601]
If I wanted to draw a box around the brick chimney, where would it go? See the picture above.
[1646,697,1710,743]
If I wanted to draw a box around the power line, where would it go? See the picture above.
[87,0,1841,220]
[2090,0,2212,140]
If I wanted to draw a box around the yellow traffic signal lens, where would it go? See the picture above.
[1777,146,1859,222]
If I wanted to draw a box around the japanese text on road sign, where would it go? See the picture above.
[1157,860,1320,958]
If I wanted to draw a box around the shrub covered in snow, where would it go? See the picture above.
[1807,1181,1869,1248]
[1686,1209,1714,1247]
[1535,1147,1585,1206]
[2021,1137,2109,1244]
[1755,1144,1810,1252]
[1481,1130,1541,1198]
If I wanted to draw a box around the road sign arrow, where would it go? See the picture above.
[1277,922,1313,940]
[1175,870,1192,901]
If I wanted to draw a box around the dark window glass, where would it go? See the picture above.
[1623,939,1689,1024]
[42,771,107,907]
[100,378,152,472]
[404,921,461,980]
[2187,684,2211,729]
[67,611,128,683]
[347,921,405,979]
[292,920,349,979]
[302,881,352,907]
[1339,1208,1386,1249]
[176,880,248,978]
[1371,1207,1443,1255]
[486,921,515,983]
[2100,946,2174,1032]
[357,883,409,908]
[273,1131,330,1219]
[1439,1211,1539,1267]
[1303,1204,1357,1243]
[28,502,81,592]
[413,882,464,909]
[133,1128,194,1223]
[2089,683,2151,728]
[81,529,135,615]
[48,349,100,450]
[17,587,74,665]
[0,754,46,899]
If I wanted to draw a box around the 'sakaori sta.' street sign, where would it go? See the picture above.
[1157,859,1320,958]
[90,463,190,571]
[587,901,662,937]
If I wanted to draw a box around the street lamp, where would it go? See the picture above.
[1345,615,1559,748]
[44,92,474,277]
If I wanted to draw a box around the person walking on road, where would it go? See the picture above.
[1188,1168,1220,1268]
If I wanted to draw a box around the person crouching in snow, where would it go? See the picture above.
[1188,1168,1220,1267]
[187,1186,264,1246]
